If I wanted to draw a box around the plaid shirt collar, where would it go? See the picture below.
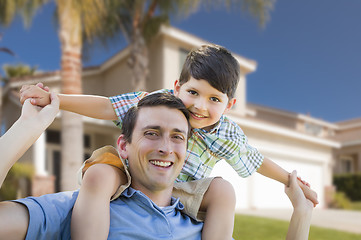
[193,115,224,135]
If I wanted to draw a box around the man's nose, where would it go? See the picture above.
[158,137,173,155]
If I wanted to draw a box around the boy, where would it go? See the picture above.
[20,44,318,239]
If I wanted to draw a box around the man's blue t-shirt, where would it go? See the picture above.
[13,188,203,240]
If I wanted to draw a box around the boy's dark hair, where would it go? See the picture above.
[121,93,191,143]
[179,44,240,99]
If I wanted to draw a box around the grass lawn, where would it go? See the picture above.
[233,214,361,240]
[351,201,361,211]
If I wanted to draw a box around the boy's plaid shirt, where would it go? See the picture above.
[109,89,264,182]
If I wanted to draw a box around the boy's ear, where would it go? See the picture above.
[117,135,128,159]
[224,98,236,113]
[173,80,181,96]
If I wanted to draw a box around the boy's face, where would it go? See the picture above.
[174,77,236,131]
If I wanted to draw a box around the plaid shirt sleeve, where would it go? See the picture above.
[212,116,264,178]
[109,89,173,129]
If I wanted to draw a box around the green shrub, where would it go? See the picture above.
[333,173,361,201]
[0,163,34,200]
[329,192,351,210]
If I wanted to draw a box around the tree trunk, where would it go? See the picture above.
[58,1,84,191]
[127,28,149,91]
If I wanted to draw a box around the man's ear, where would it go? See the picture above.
[117,135,128,159]
[173,80,181,96]
[224,98,236,114]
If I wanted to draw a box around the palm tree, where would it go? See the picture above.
[94,0,276,91]
[0,0,108,191]
[2,63,37,79]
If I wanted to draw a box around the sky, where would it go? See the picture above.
[0,0,360,123]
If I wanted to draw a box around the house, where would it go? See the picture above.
[1,25,358,209]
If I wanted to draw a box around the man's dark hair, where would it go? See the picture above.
[179,44,240,99]
[121,93,190,143]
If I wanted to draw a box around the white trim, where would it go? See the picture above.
[248,104,338,129]
[298,114,338,129]
[82,116,118,127]
[9,75,61,88]
[227,115,341,148]
[160,25,257,73]
[341,139,361,147]
[338,121,361,130]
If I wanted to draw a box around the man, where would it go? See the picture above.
[0,93,203,239]
[0,92,312,240]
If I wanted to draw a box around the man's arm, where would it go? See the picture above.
[0,93,59,186]
[285,171,313,240]
[257,157,319,206]
[0,93,59,237]
[0,202,29,239]
[20,83,117,120]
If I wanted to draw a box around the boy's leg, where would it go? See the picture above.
[71,163,127,240]
[200,178,236,240]
[173,177,236,240]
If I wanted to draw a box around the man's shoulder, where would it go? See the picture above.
[13,190,79,212]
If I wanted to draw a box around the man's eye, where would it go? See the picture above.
[144,131,158,137]
[188,90,198,95]
[210,97,220,102]
[173,135,184,141]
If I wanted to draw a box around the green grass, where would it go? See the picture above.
[233,214,361,240]
[350,201,361,211]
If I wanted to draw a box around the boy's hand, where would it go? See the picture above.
[21,92,59,126]
[297,176,319,207]
[20,83,51,107]
[285,171,314,210]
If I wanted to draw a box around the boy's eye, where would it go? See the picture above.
[210,97,220,102]
[188,90,198,95]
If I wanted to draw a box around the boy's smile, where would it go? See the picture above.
[174,77,235,131]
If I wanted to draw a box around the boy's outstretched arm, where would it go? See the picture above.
[257,157,319,206]
[20,83,117,120]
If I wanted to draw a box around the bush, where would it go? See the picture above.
[329,192,351,210]
[0,163,34,200]
[333,173,361,201]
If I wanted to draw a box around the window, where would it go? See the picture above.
[304,122,322,136]
[340,157,353,173]
[84,134,91,148]
[46,130,61,144]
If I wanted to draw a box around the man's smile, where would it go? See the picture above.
[150,160,173,168]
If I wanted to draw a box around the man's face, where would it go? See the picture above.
[118,106,188,194]
[174,77,235,131]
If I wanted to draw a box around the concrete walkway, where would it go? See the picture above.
[236,209,361,234]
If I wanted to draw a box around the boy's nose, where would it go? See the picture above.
[194,98,207,111]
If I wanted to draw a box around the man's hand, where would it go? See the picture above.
[20,92,59,126]
[20,82,51,107]
[285,171,314,210]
